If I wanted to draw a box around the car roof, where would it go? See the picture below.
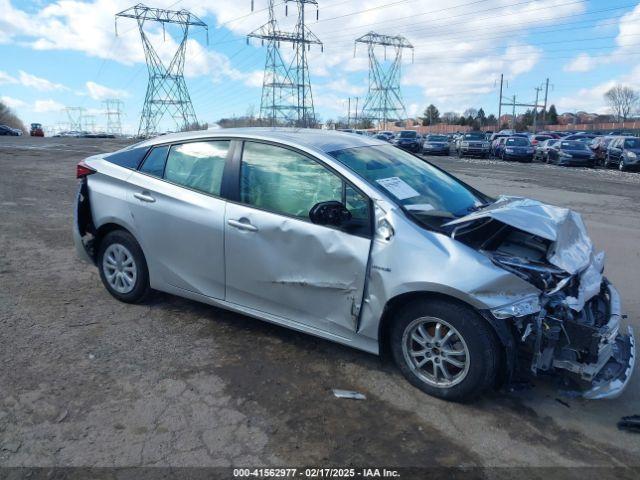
[133,128,388,154]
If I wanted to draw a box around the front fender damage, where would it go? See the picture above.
[448,196,636,399]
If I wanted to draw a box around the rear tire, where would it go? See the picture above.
[390,299,500,402]
[97,230,150,303]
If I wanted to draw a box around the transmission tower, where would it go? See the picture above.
[115,4,208,137]
[103,99,124,136]
[354,32,414,128]
[83,115,97,133]
[65,107,85,131]
[248,1,298,125]
[285,0,322,128]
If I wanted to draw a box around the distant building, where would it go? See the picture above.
[558,112,576,125]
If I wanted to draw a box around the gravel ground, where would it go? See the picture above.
[0,137,639,472]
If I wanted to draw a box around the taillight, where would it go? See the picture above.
[76,161,96,179]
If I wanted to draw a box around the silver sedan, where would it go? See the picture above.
[74,128,635,401]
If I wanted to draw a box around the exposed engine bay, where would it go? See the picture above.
[446,196,635,399]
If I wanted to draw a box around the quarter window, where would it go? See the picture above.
[139,145,169,178]
[164,141,230,196]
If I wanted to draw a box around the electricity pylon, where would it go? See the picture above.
[115,4,208,137]
[103,99,124,136]
[354,32,414,128]
[65,107,85,131]
[248,1,298,125]
[285,0,322,128]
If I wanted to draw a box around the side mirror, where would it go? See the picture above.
[309,201,352,227]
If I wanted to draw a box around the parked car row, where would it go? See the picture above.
[338,128,639,171]
[0,124,23,136]
[52,130,116,138]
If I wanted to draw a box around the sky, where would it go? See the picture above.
[1,0,639,134]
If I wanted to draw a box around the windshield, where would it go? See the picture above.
[426,135,447,141]
[328,145,485,222]
[463,133,484,140]
[624,138,640,148]
[506,137,530,146]
[560,141,588,150]
[399,131,417,138]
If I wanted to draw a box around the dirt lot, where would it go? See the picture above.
[1,136,639,471]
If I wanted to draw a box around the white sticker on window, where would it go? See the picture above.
[376,177,420,200]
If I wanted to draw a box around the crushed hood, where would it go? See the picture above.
[445,196,594,275]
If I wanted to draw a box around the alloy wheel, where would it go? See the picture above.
[402,316,470,388]
[102,243,137,294]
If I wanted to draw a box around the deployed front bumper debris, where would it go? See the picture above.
[447,197,636,399]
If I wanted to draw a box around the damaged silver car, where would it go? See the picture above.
[73,128,635,401]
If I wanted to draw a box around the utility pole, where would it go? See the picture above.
[355,32,414,129]
[541,78,550,130]
[532,86,542,133]
[497,73,503,128]
[354,96,359,127]
[115,4,208,137]
[347,97,351,128]
[497,75,549,131]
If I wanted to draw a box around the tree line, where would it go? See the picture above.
[0,101,27,132]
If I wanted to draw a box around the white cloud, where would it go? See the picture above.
[0,0,589,114]
[1,95,26,109]
[18,70,67,91]
[0,70,18,85]
[555,64,640,114]
[564,3,640,73]
[33,99,65,113]
[564,53,598,73]
[85,81,129,100]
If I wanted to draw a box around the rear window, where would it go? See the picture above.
[560,141,588,150]
[506,137,529,146]
[463,133,485,140]
[399,131,417,138]
[426,135,447,141]
[104,146,150,169]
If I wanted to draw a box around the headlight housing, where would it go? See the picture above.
[483,142,490,147]
[461,141,469,147]
[628,151,637,159]
[491,295,541,319]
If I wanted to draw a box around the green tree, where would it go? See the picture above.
[477,108,486,126]
[421,104,440,126]
[486,114,497,126]
[0,101,27,132]
[547,104,558,125]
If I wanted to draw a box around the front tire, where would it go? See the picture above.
[390,299,499,402]
[97,230,150,303]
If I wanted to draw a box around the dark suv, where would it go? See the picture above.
[392,130,421,153]
[605,136,640,171]
[456,132,490,158]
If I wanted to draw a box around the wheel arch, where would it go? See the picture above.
[377,290,516,385]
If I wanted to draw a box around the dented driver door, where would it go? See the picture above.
[224,141,372,338]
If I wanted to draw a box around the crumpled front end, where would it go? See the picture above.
[447,196,636,399]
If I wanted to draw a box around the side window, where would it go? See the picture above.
[164,141,230,196]
[240,142,370,234]
[139,145,168,178]
[240,142,342,219]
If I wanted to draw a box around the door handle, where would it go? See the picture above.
[228,218,258,232]
[134,191,156,203]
